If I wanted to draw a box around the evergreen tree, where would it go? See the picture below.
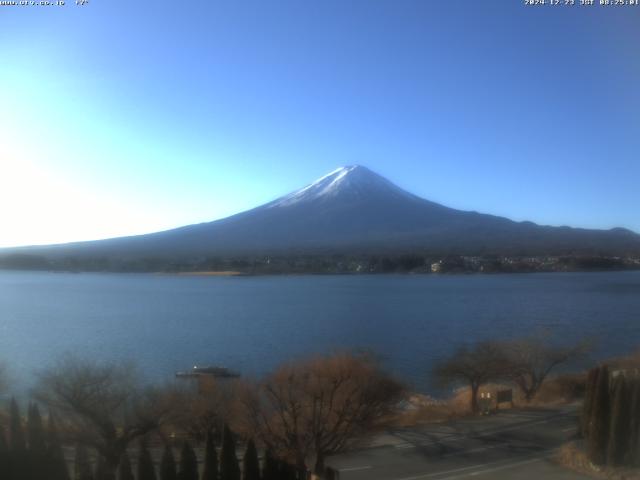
[629,379,640,466]
[219,426,240,480]
[277,460,297,480]
[581,368,599,438]
[588,365,610,465]
[242,439,260,480]
[159,445,177,480]
[10,398,26,453]
[27,403,46,454]
[0,426,10,480]
[74,444,94,480]
[48,412,71,480]
[26,404,47,480]
[261,449,278,480]
[94,454,110,480]
[179,441,198,480]
[201,431,218,480]
[9,398,27,480]
[117,452,134,480]
[137,441,157,480]
[608,377,632,466]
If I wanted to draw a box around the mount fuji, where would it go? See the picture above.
[5,165,640,261]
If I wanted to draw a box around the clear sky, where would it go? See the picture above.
[1,1,639,247]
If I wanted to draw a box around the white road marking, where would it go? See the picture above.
[562,427,575,432]
[339,465,372,472]
[392,453,552,480]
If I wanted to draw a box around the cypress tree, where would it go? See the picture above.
[137,441,157,480]
[48,411,71,480]
[9,398,26,480]
[581,368,599,438]
[94,454,109,480]
[117,452,134,480]
[26,403,47,480]
[277,460,296,480]
[588,365,610,465]
[179,441,198,480]
[608,377,632,466]
[219,425,240,480]
[629,379,640,466]
[10,398,26,453]
[74,444,94,480]
[0,426,9,480]
[159,445,177,480]
[27,403,46,455]
[261,449,278,480]
[201,431,218,480]
[242,439,260,480]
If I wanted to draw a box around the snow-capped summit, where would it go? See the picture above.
[267,165,414,208]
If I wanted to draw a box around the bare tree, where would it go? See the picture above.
[166,378,238,443]
[434,341,509,413]
[240,352,404,475]
[35,357,174,479]
[499,335,590,402]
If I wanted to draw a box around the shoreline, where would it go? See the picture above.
[162,270,246,277]
[1,268,640,277]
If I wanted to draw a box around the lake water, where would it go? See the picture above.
[1,270,639,394]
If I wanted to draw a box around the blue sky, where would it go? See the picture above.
[1,1,639,247]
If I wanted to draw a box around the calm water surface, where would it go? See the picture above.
[1,270,639,393]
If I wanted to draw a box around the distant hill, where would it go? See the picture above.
[3,166,640,266]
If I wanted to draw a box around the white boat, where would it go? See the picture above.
[175,365,240,378]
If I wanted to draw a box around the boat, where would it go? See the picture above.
[175,365,241,379]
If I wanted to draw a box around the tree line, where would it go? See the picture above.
[0,352,403,480]
[0,334,594,479]
[0,400,67,480]
[3,253,635,275]
[0,401,301,480]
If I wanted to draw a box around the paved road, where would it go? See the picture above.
[327,406,590,480]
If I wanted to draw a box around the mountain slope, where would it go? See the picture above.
[5,165,640,260]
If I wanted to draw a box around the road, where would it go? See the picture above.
[327,406,590,480]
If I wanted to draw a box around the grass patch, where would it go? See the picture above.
[394,373,587,427]
[556,442,640,480]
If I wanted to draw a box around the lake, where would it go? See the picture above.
[1,270,639,394]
